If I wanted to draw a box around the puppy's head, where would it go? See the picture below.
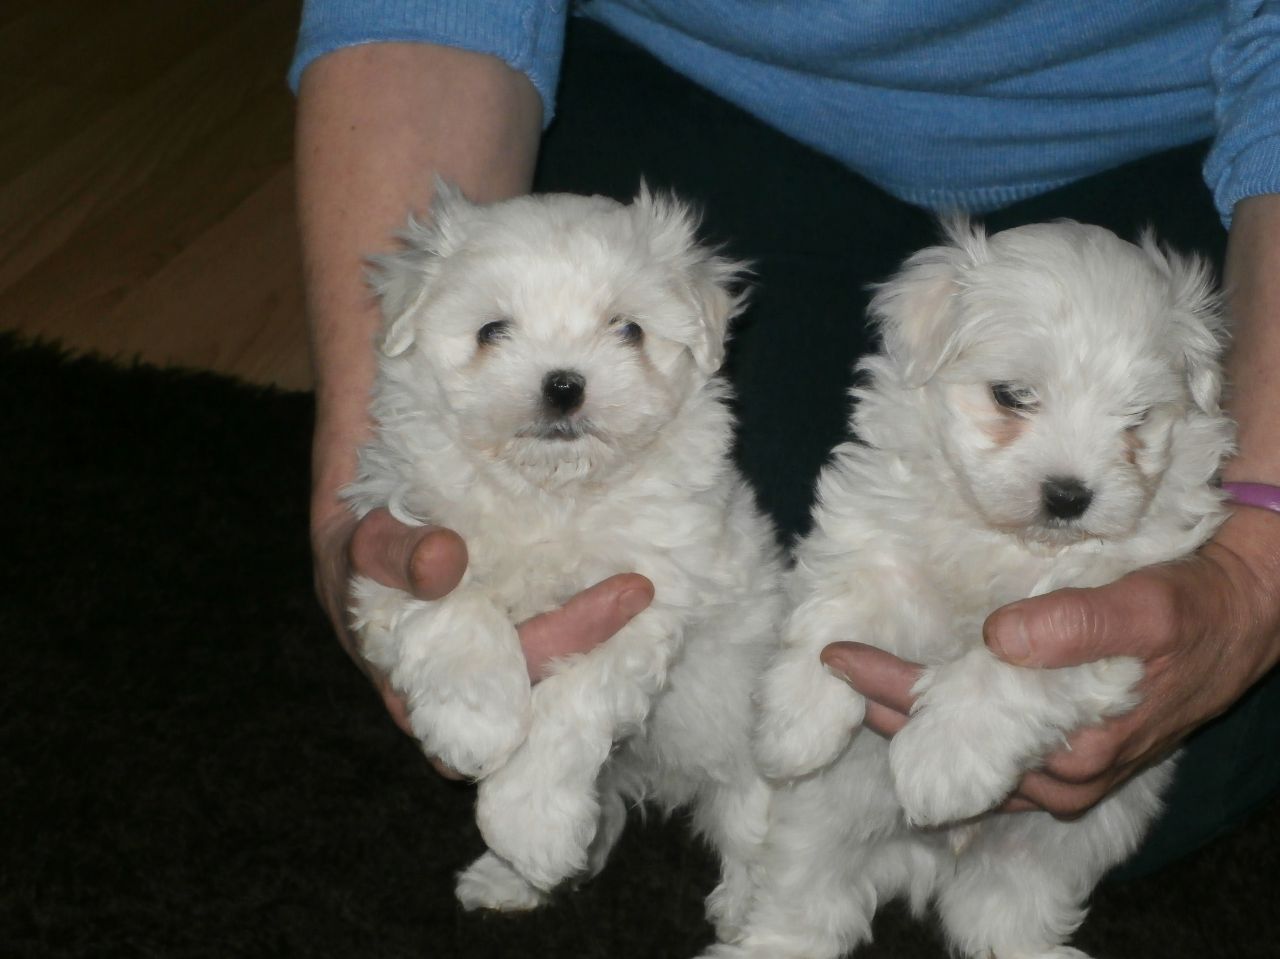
[370,183,747,487]
[870,218,1227,546]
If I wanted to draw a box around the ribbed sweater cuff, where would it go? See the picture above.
[288,0,568,126]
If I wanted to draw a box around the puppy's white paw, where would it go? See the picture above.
[996,948,1093,959]
[474,745,600,891]
[390,593,533,779]
[706,887,752,945]
[695,942,813,959]
[693,947,750,959]
[405,673,529,780]
[705,861,757,944]
[455,850,548,912]
[754,654,865,781]
[889,707,1021,827]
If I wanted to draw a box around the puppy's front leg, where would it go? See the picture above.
[890,647,1142,826]
[754,646,865,781]
[351,576,531,779]
[754,587,887,781]
[475,604,684,891]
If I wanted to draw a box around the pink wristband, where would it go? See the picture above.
[1221,482,1280,514]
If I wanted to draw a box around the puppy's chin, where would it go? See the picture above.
[988,508,1146,552]
[514,418,595,442]
[485,428,620,490]
[1014,519,1100,551]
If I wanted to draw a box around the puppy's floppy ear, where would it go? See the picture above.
[633,183,750,375]
[368,178,477,357]
[871,216,989,387]
[1140,230,1227,415]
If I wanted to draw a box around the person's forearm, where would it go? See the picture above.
[295,42,542,529]
[1224,194,1280,486]
[1217,193,1280,684]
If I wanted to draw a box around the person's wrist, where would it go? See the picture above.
[309,400,367,526]
[1201,507,1280,685]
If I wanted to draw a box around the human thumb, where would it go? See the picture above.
[984,583,1138,668]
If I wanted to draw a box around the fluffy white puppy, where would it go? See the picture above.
[345,185,784,929]
[708,220,1232,959]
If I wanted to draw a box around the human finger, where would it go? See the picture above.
[519,573,655,681]
[861,699,910,739]
[1005,764,1130,820]
[1002,709,1165,818]
[349,507,468,600]
[821,641,923,716]
[983,571,1182,668]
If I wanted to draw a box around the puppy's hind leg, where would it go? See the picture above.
[699,766,899,959]
[693,776,772,943]
[938,761,1171,959]
[455,850,548,913]
[936,844,1092,959]
[457,772,632,911]
[581,774,629,882]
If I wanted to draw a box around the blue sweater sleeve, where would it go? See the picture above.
[288,1,569,125]
[1204,0,1280,224]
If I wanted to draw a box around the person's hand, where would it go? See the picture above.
[821,508,1280,818]
[312,506,655,778]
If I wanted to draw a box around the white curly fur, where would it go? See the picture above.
[709,219,1234,959]
[345,185,784,929]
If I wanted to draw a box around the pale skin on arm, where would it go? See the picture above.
[296,43,653,776]
[824,193,1280,817]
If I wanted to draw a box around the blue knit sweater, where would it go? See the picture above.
[289,1,1280,225]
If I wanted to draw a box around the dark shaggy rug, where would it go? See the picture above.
[2,333,1277,958]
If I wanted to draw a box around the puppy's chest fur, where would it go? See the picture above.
[915,531,1126,660]
[402,455,762,626]
[456,495,704,623]
[470,531,611,624]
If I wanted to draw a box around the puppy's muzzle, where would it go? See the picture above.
[1041,476,1093,521]
[543,370,586,415]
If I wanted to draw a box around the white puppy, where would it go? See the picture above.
[345,185,784,930]
[708,220,1232,959]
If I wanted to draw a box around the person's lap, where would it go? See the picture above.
[534,14,1280,876]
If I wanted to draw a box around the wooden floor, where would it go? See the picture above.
[0,0,311,391]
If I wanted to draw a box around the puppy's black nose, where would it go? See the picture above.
[1041,476,1093,520]
[542,369,586,414]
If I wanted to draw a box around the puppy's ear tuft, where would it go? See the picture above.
[423,177,477,255]
[1140,231,1227,415]
[368,179,478,357]
[686,251,752,374]
[633,185,751,374]
[871,216,989,386]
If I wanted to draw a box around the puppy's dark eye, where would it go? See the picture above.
[991,382,1036,413]
[477,319,511,346]
[610,316,644,345]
